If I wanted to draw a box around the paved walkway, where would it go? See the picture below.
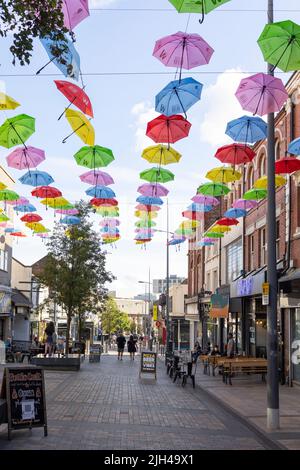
[0,352,271,450]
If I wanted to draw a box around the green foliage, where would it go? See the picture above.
[0,0,68,65]
[101,298,131,335]
[129,319,137,334]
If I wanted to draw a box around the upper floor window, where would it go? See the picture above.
[259,228,267,266]
[275,140,281,161]
[259,153,266,177]
[249,234,255,270]
[0,249,8,272]
[227,238,243,283]
[247,165,254,190]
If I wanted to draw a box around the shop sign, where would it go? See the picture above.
[237,277,254,297]
[210,294,229,318]
[262,282,270,306]
[153,305,158,321]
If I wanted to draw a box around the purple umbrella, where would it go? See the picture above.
[137,183,169,197]
[202,237,217,243]
[153,31,214,70]
[55,209,79,215]
[235,73,288,116]
[7,197,29,206]
[79,170,114,186]
[62,0,90,31]
[99,219,120,227]
[191,194,219,206]
[6,146,45,170]
[233,199,258,210]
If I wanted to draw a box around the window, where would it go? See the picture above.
[247,165,254,190]
[259,228,267,266]
[259,154,266,177]
[275,140,281,161]
[207,272,211,292]
[227,238,243,283]
[0,249,8,272]
[249,235,255,270]
[276,220,280,260]
[213,270,218,292]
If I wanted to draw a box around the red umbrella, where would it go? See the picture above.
[90,198,118,207]
[146,114,191,144]
[215,144,256,166]
[31,186,62,199]
[275,157,300,174]
[182,210,204,220]
[20,214,43,223]
[10,232,26,237]
[54,80,94,119]
[216,217,239,226]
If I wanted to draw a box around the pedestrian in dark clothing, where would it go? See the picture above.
[127,335,137,360]
[204,342,211,355]
[210,345,221,356]
[116,332,126,360]
[44,321,55,357]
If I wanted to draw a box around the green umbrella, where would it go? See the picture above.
[204,231,224,238]
[197,182,230,197]
[0,189,19,201]
[169,0,231,17]
[0,214,9,222]
[140,167,174,183]
[258,20,300,72]
[0,114,35,148]
[243,188,267,201]
[74,145,115,169]
[135,220,156,228]
[175,228,193,236]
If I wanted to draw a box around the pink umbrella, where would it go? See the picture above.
[0,222,7,227]
[135,204,161,212]
[55,209,79,215]
[235,73,288,116]
[182,210,204,220]
[62,0,90,31]
[191,194,219,206]
[79,170,114,186]
[153,31,214,70]
[135,228,155,236]
[233,199,258,210]
[99,219,120,227]
[6,146,45,170]
[137,183,169,197]
[7,197,29,206]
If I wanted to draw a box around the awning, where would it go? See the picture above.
[279,269,300,284]
[11,289,32,308]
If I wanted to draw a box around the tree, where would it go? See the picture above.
[36,201,113,354]
[129,320,137,334]
[0,0,68,65]
[101,298,131,337]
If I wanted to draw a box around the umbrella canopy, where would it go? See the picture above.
[168,0,231,15]
[64,109,95,145]
[19,171,54,187]
[243,189,267,201]
[96,207,119,217]
[79,170,114,186]
[99,219,120,227]
[235,73,288,116]
[201,237,217,243]
[216,217,239,226]
[62,0,90,31]
[215,143,256,166]
[42,197,70,209]
[0,92,20,110]
[198,241,214,247]
[254,175,286,190]
[0,114,35,148]
[10,232,26,237]
[39,35,80,80]
[6,146,45,170]
[135,211,158,219]
[153,31,214,69]
[135,220,156,228]
[224,208,247,218]
[142,144,181,165]
[288,137,300,155]
[90,198,118,207]
[74,145,114,168]
[85,186,116,199]
[4,227,16,233]
[137,183,169,197]
[187,203,213,212]
[225,116,268,144]
[14,204,36,213]
[203,231,224,238]
[135,204,161,212]
[146,115,191,144]
[54,80,93,118]
[20,214,42,223]
[182,210,204,220]
[26,222,48,232]
[31,186,62,199]
[155,77,203,116]
[275,157,300,174]
[56,208,79,215]
[136,196,164,206]
[0,189,19,201]
[233,199,258,210]
[197,182,230,197]
[210,225,231,233]
[169,238,186,246]
[179,220,200,229]
[140,167,175,183]
[258,20,300,72]
[60,215,81,225]
[0,182,7,191]
[7,197,29,206]
[0,214,9,222]
[191,194,219,206]
[206,166,242,183]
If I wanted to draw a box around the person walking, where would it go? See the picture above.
[127,335,137,361]
[44,321,55,357]
[116,332,126,361]
[227,333,235,358]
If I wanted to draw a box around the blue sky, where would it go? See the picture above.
[0,0,300,297]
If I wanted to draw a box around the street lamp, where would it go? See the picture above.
[138,277,153,341]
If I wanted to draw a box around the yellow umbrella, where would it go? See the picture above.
[95,206,119,216]
[64,109,95,145]
[142,144,181,165]
[206,166,242,183]
[210,225,231,233]
[254,175,286,190]
[0,92,20,111]
[25,222,47,232]
[41,197,70,209]
[134,210,158,219]
[0,182,7,191]
[179,220,200,229]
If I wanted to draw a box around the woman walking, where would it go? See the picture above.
[44,321,55,357]
[127,335,137,360]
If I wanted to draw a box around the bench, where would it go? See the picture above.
[222,359,267,385]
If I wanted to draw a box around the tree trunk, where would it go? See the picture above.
[66,308,72,357]
[78,313,82,341]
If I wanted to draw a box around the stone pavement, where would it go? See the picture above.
[0,352,272,450]
[193,360,300,450]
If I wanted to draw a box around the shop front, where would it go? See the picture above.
[170,317,190,351]
[0,288,12,341]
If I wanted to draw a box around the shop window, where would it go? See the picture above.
[249,234,255,270]
[227,238,243,283]
[259,228,267,266]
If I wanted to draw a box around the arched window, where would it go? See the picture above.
[247,165,254,190]
[259,153,266,177]
[275,140,281,161]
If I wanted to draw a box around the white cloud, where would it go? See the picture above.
[131,101,157,152]
[199,68,249,148]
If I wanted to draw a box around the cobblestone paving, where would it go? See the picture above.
[0,354,269,450]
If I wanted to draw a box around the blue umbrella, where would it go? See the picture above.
[135,234,152,240]
[155,77,203,117]
[19,171,54,187]
[288,137,300,155]
[224,208,247,218]
[225,116,267,144]
[136,195,164,206]
[101,227,120,234]
[197,241,215,247]
[4,227,16,233]
[168,238,186,246]
[37,35,81,81]
[14,204,37,213]
[85,185,116,198]
[187,203,213,212]
[60,216,81,225]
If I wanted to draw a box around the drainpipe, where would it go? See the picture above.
[286,99,294,270]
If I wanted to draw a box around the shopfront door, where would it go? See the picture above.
[292,308,300,383]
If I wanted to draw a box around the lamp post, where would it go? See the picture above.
[138,275,153,344]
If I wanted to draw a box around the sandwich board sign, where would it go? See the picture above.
[89,344,101,363]
[140,351,157,380]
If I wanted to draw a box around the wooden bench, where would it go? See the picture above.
[223,359,267,385]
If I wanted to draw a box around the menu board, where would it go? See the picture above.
[1,367,47,440]
[140,352,157,379]
[89,344,101,363]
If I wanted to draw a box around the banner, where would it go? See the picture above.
[210,294,229,318]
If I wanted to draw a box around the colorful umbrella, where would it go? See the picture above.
[74,145,114,168]
[225,116,268,144]
[182,210,204,220]
[168,0,231,22]
[254,175,286,189]
[99,219,120,227]
[90,198,118,207]
[42,197,70,209]
[79,170,114,186]
[206,166,242,183]
[64,109,95,145]
[216,217,239,226]
[275,157,300,174]
[25,222,47,232]
[0,92,20,110]
[210,225,231,233]
[175,227,193,236]
[14,204,36,213]
[96,207,119,217]
[258,20,300,72]
[243,189,267,201]
[191,194,219,206]
[187,203,212,212]
[20,214,42,223]
[137,183,169,197]
[5,227,16,233]
[38,35,80,80]
[85,186,116,199]
[155,77,203,117]
[0,214,9,222]
[200,237,217,243]
[146,115,191,144]
[179,220,200,229]
[198,241,214,247]
[31,186,62,199]
[10,232,26,238]
[136,196,164,206]
[19,171,54,187]
[0,189,19,202]
[197,182,230,197]
[54,80,94,119]
[60,215,81,225]
[7,197,29,206]
[169,238,186,246]
[140,167,175,183]
[62,0,90,31]
[0,182,7,191]
[6,146,45,170]
[288,137,300,156]
[153,31,214,70]
[235,73,288,116]
[142,145,181,165]
[135,211,158,219]
[233,199,258,210]
[0,114,35,148]
[203,231,224,238]
[224,208,247,218]
[135,204,161,212]
[135,220,156,228]
[215,144,256,166]
[56,208,79,215]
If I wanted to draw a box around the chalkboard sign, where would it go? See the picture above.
[140,351,157,379]
[1,367,47,440]
[89,344,101,363]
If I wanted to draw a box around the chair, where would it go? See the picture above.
[182,362,196,388]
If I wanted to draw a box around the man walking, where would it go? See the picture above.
[116,331,126,361]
